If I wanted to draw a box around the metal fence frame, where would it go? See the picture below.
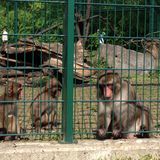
[1,0,160,143]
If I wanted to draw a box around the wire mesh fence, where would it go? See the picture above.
[0,0,159,143]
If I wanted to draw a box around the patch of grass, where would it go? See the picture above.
[98,154,157,160]
[140,154,157,160]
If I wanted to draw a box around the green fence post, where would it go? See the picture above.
[62,0,75,143]
[149,0,155,36]
[14,1,18,42]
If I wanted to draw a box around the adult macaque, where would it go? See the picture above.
[0,81,22,140]
[30,78,62,132]
[96,71,151,139]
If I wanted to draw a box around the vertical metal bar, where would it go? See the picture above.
[156,12,160,37]
[149,0,155,134]
[14,1,18,42]
[62,0,74,143]
[149,0,155,36]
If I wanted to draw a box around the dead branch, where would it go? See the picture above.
[0,57,31,66]
[28,23,63,39]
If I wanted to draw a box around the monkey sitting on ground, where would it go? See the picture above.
[30,78,62,132]
[96,70,151,140]
[0,81,22,140]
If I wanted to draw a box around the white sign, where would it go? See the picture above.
[2,29,8,42]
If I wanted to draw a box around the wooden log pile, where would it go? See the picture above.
[0,39,96,85]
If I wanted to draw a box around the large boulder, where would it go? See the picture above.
[99,43,155,74]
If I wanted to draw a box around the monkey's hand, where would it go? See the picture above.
[96,128,107,140]
[112,129,122,139]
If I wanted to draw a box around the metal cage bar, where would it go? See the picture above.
[0,0,159,143]
[62,0,75,143]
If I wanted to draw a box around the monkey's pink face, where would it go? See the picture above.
[100,84,113,100]
[98,74,118,100]
[103,84,113,99]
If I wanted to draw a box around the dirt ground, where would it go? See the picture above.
[0,73,159,140]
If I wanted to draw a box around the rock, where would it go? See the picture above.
[99,43,155,74]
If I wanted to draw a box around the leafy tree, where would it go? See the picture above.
[0,1,64,44]
[0,0,158,50]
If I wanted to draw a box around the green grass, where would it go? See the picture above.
[98,154,158,160]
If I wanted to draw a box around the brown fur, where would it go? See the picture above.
[30,78,62,132]
[0,81,22,140]
[96,71,151,139]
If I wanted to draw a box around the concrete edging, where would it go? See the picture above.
[0,139,159,160]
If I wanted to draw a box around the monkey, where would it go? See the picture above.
[30,78,62,132]
[96,70,151,139]
[0,81,22,140]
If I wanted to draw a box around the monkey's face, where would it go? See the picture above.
[99,83,113,100]
[98,73,120,100]
[45,79,62,98]
[50,86,62,98]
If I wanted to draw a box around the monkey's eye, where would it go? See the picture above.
[99,84,105,88]
[107,84,113,90]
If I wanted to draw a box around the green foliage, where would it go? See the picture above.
[139,155,157,160]
[0,1,64,44]
[97,154,157,160]
[86,32,99,51]
[0,0,156,50]
[31,76,50,87]
[94,57,108,69]
[148,70,160,79]
[0,6,6,30]
[84,50,109,69]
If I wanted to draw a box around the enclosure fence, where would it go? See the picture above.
[0,0,160,143]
